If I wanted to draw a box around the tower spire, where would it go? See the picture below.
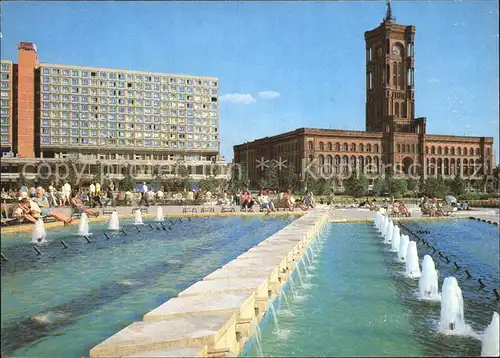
[383,0,396,24]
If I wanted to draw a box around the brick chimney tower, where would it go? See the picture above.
[17,42,39,158]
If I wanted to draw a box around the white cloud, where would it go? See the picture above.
[220,93,255,104]
[258,91,281,100]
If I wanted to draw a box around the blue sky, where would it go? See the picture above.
[2,1,498,162]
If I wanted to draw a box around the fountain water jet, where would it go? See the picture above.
[134,210,144,225]
[155,206,164,222]
[77,213,91,236]
[481,312,499,357]
[31,219,47,243]
[381,216,389,235]
[108,211,120,231]
[405,241,421,278]
[250,320,264,357]
[383,220,394,244]
[418,255,440,300]
[398,234,410,262]
[269,302,280,331]
[302,259,310,276]
[280,288,292,313]
[305,249,312,265]
[288,276,297,298]
[296,266,304,285]
[439,277,465,334]
[391,225,401,252]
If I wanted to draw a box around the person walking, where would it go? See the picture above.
[105,181,115,207]
[62,181,72,206]
[89,182,96,207]
[139,182,149,207]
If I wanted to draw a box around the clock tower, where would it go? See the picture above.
[364,0,416,133]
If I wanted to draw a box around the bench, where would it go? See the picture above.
[182,207,197,214]
[221,207,235,213]
[102,208,116,215]
[132,207,148,214]
[43,216,57,223]
[71,211,82,219]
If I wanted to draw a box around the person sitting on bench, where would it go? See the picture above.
[71,190,100,217]
[240,190,255,211]
[12,199,37,223]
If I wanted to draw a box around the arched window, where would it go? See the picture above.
[395,103,399,117]
[398,62,403,88]
[374,144,379,153]
[431,146,435,155]
[319,142,324,151]
[358,156,364,173]
[308,155,313,163]
[374,157,380,173]
[430,158,436,176]
[426,146,429,154]
[367,47,372,62]
[367,144,372,152]
[334,155,340,174]
[351,143,356,152]
[469,159,474,175]
[406,144,410,153]
[342,155,349,173]
[412,144,416,153]
[451,147,455,156]
[426,158,430,175]
[397,144,401,153]
[402,103,407,118]
[437,158,443,175]
[326,155,332,174]
[350,156,357,172]
[463,159,468,176]
[335,142,340,151]
[458,147,462,156]
[327,142,332,151]
[308,141,313,150]
[368,72,373,90]
[386,64,390,84]
[319,155,325,174]
[444,158,449,176]
[486,160,491,174]
[450,158,456,176]
[468,148,473,156]
[457,158,462,175]
[475,148,480,156]
[366,156,372,174]
[359,144,364,152]
[444,147,449,155]
[437,146,442,155]
[343,143,348,152]
[392,62,397,86]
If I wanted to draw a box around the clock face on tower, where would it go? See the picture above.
[392,45,401,56]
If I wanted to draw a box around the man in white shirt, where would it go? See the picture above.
[89,182,96,207]
[62,182,72,206]
[139,182,149,207]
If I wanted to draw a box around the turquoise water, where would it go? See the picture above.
[245,220,498,357]
[245,223,424,357]
[1,216,295,357]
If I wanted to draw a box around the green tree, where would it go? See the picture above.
[449,174,465,197]
[280,165,298,192]
[392,179,408,198]
[421,177,448,198]
[373,177,388,196]
[120,164,135,191]
[229,164,248,192]
[259,162,279,190]
[344,170,368,198]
